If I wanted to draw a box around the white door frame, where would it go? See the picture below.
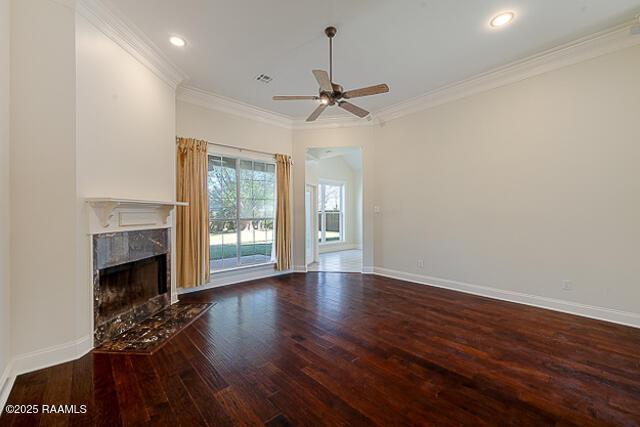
[305,184,319,265]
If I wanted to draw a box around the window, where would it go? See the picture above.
[208,155,276,271]
[317,182,344,244]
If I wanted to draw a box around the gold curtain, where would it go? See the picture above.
[275,154,292,271]
[176,137,210,288]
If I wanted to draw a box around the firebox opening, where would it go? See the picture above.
[97,254,167,325]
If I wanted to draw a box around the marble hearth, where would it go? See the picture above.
[93,228,171,345]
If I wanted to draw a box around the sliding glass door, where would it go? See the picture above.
[208,155,276,271]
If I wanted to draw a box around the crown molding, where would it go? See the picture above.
[291,115,379,131]
[376,21,640,123]
[179,20,640,130]
[176,20,639,129]
[177,86,294,129]
[177,84,380,130]
[75,0,189,89]
[176,86,379,130]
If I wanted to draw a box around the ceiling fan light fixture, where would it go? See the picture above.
[490,11,515,28]
[273,26,389,122]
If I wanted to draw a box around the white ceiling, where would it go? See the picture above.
[107,0,640,119]
[307,147,362,171]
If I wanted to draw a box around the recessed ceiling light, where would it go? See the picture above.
[169,36,186,47]
[490,12,515,28]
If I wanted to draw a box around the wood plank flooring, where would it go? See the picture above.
[2,273,640,426]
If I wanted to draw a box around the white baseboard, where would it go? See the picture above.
[373,267,640,329]
[293,265,307,273]
[2,266,291,406]
[0,334,93,412]
[10,335,93,378]
[178,265,292,295]
[0,360,15,412]
[4,265,637,412]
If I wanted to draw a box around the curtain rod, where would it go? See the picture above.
[176,136,277,157]
[208,141,276,158]
[176,137,292,163]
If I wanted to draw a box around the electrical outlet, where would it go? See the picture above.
[417,259,424,269]
[562,280,573,291]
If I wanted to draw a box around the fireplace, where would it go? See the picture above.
[93,228,171,345]
[97,254,167,325]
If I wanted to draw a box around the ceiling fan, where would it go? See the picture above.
[273,26,390,122]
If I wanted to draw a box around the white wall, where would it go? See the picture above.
[0,0,11,391]
[176,100,292,156]
[10,0,78,357]
[5,0,179,382]
[308,155,362,252]
[76,15,176,200]
[292,126,375,270]
[3,6,638,394]
[174,95,294,288]
[373,44,640,317]
[75,13,178,340]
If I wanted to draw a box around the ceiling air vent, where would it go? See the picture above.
[255,74,273,84]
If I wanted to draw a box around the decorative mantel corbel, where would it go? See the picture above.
[86,198,188,234]
[91,201,120,228]
[159,205,175,224]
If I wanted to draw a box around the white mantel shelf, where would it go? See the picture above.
[86,198,189,234]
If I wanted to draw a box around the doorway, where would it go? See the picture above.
[305,147,363,272]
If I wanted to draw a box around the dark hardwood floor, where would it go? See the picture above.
[2,273,640,426]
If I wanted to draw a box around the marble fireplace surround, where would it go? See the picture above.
[86,198,186,346]
[93,228,172,346]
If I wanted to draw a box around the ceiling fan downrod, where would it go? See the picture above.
[325,26,337,83]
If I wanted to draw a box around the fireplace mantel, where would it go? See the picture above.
[86,198,188,234]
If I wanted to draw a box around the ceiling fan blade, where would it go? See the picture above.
[306,103,328,122]
[312,70,333,92]
[338,101,369,118]
[273,95,319,101]
[342,84,389,99]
